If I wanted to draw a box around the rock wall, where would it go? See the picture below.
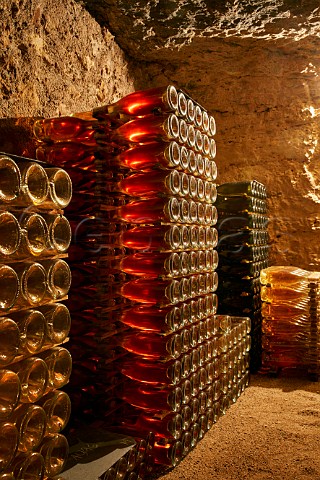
[1,0,320,269]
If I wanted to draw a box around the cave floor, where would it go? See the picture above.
[154,373,320,480]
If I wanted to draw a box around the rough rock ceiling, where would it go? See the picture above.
[80,1,320,60]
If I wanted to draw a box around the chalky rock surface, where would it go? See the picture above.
[80,0,320,59]
[0,0,135,118]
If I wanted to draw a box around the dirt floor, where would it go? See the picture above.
[154,373,320,480]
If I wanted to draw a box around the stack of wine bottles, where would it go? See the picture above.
[98,432,156,480]
[100,88,220,467]
[260,266,319,378]
[31,85,252,472]
[0,153,73,479]
[105,314,251,468]
[215,181,269,372]
[30,85,217,466]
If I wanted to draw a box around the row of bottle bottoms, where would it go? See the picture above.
[69,223,218,257]
[110,249,219,278]
[0,303,71,367]
[216,181,267,199]
[0,388,71,474]
[0,152,73,478]
[90,85,217,130]
[70,335,249,397]
[114,294,218,335]
[33,112,217,157]
[67,318,250,439]
[95,433,155,480]
[218,259,269,279]
[0,211,71,259]
[67,314,250,386]
[69,245,267,278]
[37,141,217,185]
[121,272,218,307]
[68,316,250,399]
[0,155,72,210]
[217,213,268,232]
[116,317,251,468]
[117,365,250,440]
[218,277,261,296]
[1,430,68,478]
[112,364,250,467]
[150,374,249,468]
[73,224,219,252]
[118,316,251,363]
[0,346,72,407]
[66,196,218,228]
[69,334,250,395]
[0,259,71,311]
[70,355,250,422]
[68,352,250,427]
[68,294,219,347]
[217,245,269,263]
[68,223,268,255]
[66,269,217,306]
[65,168,219,203]
[217,229,269,248]
[101,367,249,475]
[216,195,267,215]
[216,180,268,371]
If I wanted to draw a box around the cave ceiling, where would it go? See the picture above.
[79,1,320,61]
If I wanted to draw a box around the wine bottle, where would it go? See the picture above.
[217,180,267,199]
[120,357,182,385]
[93,85,179,119]
[33,116,101,144]
[260,266,310,287]
[215,195,267,214]
[111,114,180,145]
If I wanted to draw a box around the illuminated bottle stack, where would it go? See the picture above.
[215,181,269,372]
[31,86,252,472]
[260,266,319,379]
[0,153,72,479]
[90,88,251,467]
[90,86,223,467]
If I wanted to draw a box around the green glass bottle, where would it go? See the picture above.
[219,259,269,279]
[216,212,268,231]
[218,229,269,247]
[218,245,269,263]
[215,195,267,214]
[217,180,267,199]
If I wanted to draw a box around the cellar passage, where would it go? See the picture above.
[1,0,320,268]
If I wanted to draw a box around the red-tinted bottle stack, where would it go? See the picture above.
[33,85,252,473]
[0,153,72,479]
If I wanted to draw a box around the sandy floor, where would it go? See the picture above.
[154,374,320,480]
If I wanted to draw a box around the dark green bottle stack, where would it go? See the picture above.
[215,180,269,372]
